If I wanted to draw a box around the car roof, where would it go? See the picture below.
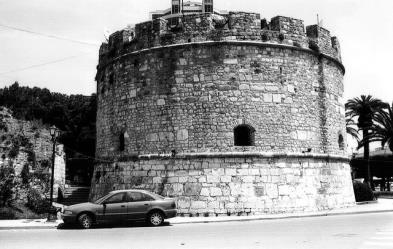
[109,189,151,194]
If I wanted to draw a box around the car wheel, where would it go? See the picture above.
[78,214,93,229]
[148,211,164,226]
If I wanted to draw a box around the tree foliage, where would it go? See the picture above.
[345,95,388,188]
[345,95,388,130]
[362,103,393,153]
[0,163,16,207]
[346,116,359,142]
[0,82,97,158]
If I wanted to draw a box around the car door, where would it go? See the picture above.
[102,192,128,221]
[126,192,153,220]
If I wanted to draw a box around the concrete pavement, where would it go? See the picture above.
[0,198,392,230]
[2,212,393,249]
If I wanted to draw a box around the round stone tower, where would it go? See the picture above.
[91,8,355,215]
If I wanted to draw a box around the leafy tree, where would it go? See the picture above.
[345,95,388,189]
[361,102,393,153]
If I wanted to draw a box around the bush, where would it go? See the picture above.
[0,207,17,219]
[0,163,16,207]
[353,181,375,202]
[20,164,30,185]
[26,188,51,214]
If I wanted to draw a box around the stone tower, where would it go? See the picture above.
[91,4,355,215]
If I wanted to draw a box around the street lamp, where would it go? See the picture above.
[48,126,60,221]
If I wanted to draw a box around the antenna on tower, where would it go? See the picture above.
[182,0,184,17]
[317,14,324,28]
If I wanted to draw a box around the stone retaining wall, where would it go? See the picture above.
[90,153,354,215]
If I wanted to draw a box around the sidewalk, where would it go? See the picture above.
[1,199,392,230]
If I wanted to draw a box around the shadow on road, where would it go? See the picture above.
[57,221,172,230]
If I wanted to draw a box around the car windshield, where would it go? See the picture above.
[93,194,110,204]
[148,192,165,200]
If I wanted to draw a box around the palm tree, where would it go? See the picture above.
[345,95,388,189]
[346,115,359,142]
[363,103,393,153]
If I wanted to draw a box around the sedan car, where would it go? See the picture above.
[61,189,177,229]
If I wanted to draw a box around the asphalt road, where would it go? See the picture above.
[1,213,393,249]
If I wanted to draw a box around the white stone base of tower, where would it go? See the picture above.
[90,152,355,216]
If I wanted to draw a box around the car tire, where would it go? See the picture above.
[148,211,164,226]
[78,213,93,229]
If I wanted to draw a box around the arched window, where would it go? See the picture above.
[234,124,255,146]
[338,133,344,150]
[119,133,125,151]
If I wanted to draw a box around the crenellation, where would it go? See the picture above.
[228,12,261,31]
[97,12,343,66]
[306,25,338,59]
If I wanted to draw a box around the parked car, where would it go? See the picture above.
[61,189,177,228]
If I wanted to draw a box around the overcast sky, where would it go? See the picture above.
[0,0,392,105]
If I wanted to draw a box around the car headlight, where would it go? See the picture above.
[63,210,73,215]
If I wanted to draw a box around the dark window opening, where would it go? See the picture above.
[234,124,256,146]
[204,5,213,13]
[119,133,125,151]
[133,59,139,68]
[172,5,180,13]
[109,74,114,85]
[338,134,344,150]
[170,18,179,26]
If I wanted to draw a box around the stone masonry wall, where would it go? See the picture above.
[96,43,345,157]
[92,11,354,214]
[90,154,354,215]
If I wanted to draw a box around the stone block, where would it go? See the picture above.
[157,99,165,106]
[184,183,202,196]
[223,58,238,64]
[278,185,290,195]
[239,84,250,90]
[225,168,236,176]
[191,201,207,209]
[210,187,222,196]
[263,93,273,102]
[242,176,254,183]
[179,58,187,65]
[176,129,188,141]
[207,175,220,183]
[220,176,232,183]
[265,184,278,198]
[200,188,210,196]
[273,94,282,103]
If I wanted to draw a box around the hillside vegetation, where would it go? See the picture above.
[0,82,96,158]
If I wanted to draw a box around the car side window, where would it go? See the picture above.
[127,192,154,202]
[104,193,125,204]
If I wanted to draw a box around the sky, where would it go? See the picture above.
[0,0,392,105]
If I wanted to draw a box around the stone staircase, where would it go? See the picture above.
[60,186,90,206]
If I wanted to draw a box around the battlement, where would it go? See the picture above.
[98,11,342,65]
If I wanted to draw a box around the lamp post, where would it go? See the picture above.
[48,126,60,221]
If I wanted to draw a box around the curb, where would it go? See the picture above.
[0,225,58,230]
[1,208,393,230]
[170,209,393,225]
